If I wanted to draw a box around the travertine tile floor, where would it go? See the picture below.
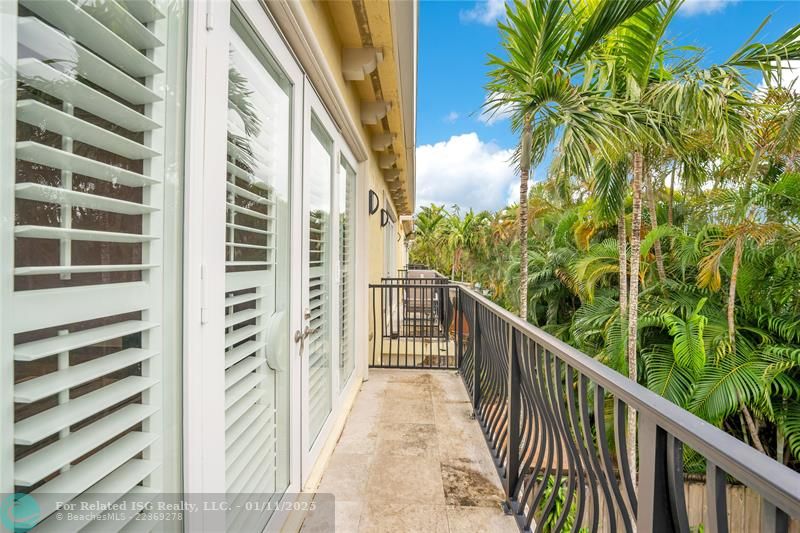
[301,369,518,533]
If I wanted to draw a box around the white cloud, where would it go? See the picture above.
[460,0,506,25]
[479,93,514,125]
[680,0,738,16]
[444,111,460,123]
[758,60,800,94]
[416,133,516,212]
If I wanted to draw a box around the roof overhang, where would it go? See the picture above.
[325,1,417,215]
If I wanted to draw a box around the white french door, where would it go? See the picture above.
[221,9,295,530]
[185,2,305,528]
[188,0,360,503]
[301,86,336,470]
[299,83,359,474]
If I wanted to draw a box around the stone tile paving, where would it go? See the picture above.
[301,369,518,533]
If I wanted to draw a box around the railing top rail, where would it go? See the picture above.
[369,282,460,289]
[381,276,449,280]
[458,282,800,515]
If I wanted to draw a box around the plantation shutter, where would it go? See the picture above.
[307,119,333,445]
[338,158,356,388]
[9,0,175,529]
[223,18,291,528]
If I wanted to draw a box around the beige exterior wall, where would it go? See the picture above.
[299,0,411,284]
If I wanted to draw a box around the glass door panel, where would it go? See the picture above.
[305,117,334,447]
[224,10,292,528]
[339,157,356,388]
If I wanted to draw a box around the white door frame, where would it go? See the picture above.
[300,79,365,482]
[300,79,339,476]
[183,0,305,510]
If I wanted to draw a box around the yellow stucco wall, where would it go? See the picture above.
[299,0,410,284]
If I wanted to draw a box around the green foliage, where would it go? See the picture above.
[411,0,800,468]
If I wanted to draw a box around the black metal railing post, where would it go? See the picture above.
[472,298,481,411]
[505,325,520,511]
[637,418,675,533]
[762,501,790,533]
[456,288,463,369]
[707,462,729,533]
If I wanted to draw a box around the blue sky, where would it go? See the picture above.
[415,0,800,212]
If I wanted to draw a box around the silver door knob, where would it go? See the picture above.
[294,326,310,344]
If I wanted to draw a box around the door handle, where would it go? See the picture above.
[294,326,310,344]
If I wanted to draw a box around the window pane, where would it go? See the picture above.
[4,0,186,525]
[307,116,333,446]
[339,157,356,388]
[224,8,293,525]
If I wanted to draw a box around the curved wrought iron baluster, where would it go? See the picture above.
[535,350,566,533]
[614,397,638,518]
[477,308,495,427]
[594,384,632,532]
[526,344,558,531]
[516,367,535,504]
[523,343,553,530]
[516,335,540,505]
[486,314,508,455]
[459,293,475,393]
[579,375,616,531]
[666,434,690,532]
[550,357,581,533]
[497,322,512,469]
[518,338,547,529]
[566,366,599,532]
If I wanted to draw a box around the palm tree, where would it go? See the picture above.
[444,208,487,280]
[484,0,662,319]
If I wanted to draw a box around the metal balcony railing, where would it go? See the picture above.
[369,275,457,369]
[368,273,800,532]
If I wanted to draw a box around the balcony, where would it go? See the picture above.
[301,272,800,532]
[301,369,518,532]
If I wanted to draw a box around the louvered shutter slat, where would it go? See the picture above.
[17,101,160,160]
[15,182,154,215]
[225,324,260,348]
[226,444,270,495]
[225,403,268,451]
[226,161,271,188]
[225,389,262,430]
[15,183,157,215]
[225,291,262,307]
[226,429,272,493]
[33,460,159,533]
[226,181,274,204]
[14,404,158,486]
[117,0,165,23]
[225,340,266,369]
[226,412,270,478]
[15,225,158,244]
[14,376,158,445]
[14,320,156,361]
[79,0,164,50]
[226,222,270,236]
[225,375,264,412]
[17,59,159,132]
[31,432,158,519]
[225,357,265,390]
[19,0,161,77]
[16,142,159,188]
[225,201,274,220]
[18,17,161,105]
[15,264,158,276]
[15,348,156,402]
[13,283,150,333]
[70,488,158,533]
[225,307,266,328]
